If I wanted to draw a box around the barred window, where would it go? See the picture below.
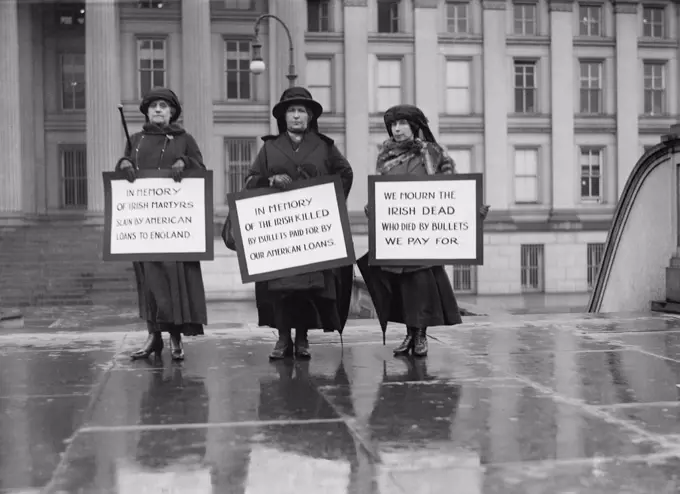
[521,244,544,292]
[60,145,87,208]
[225,138,256,200]
[587,243,605,290]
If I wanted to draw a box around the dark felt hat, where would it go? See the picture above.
[139,88,182,123]
[272,87,323,121]
[383,104,436,143]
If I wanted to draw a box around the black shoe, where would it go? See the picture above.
[269,330,294,360]
[393,328,414,356]
[169,332,185,361]
[131,331,163,360]
[413,328,428,357]
[295,329,311,360]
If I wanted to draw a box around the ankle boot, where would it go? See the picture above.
[131,330,163,360]
[393,327,415,356]
[295,329,311,360]
[413,328,428,357]
[169,331,185,361]
[269,329,294,360]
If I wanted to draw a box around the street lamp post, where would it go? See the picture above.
[249,14,297,88]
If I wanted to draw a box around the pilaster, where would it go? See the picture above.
[414,1,439,140]
[344,0,369,213]
[549,0,575,211]
[615,0,639,197]
[271,0,306,91]
[482,0,508,208]
[181,0,214,169]
[85,0,122,213]
[0,0,23,213]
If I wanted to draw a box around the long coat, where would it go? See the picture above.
[245,131,354,333]
[116,123,208,335]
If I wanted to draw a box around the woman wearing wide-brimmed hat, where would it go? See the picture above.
[244,87,354,361]
[358,104,489,357]
[116,87,208,362]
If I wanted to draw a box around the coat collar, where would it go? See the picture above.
[270,131,323,165]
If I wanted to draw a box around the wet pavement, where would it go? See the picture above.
[2,309,680,493]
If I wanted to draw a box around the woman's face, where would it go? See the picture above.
[147,99,173,125]
[285,104,310,133]
[391,119,414,142]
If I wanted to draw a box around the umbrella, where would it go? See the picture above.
[335,264,355,345]
[356,253,390,345]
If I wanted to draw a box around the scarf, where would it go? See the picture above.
[376,138,437,176]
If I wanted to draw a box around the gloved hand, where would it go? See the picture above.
[171,159,185,183]
[118,159,136,183]
[269,173,293,189]
[480,204,490,220]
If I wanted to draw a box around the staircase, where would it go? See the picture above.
[0,220,137,307]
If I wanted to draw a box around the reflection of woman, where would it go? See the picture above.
[359,104,489,357]
[115,88,208,361]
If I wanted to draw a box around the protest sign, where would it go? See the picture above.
[368,173,483,266]
[102,169,214,261]
[227,175,355,283]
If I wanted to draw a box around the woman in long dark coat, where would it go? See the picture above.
[360,105,489,357]
[116,88,208,361]
[244,87,354,361]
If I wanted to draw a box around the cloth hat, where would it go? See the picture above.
[139,88,182,123]
[383,104,436,143]
[272,86,323,121]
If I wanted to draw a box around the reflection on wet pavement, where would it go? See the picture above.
[3,310,680,492]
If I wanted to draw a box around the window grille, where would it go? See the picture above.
[225,138,256,200]
[521,244,544,292]
[60,146,88,208]
[587,243,605,290]
[452,265,477,294]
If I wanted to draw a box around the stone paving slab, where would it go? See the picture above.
[2,310,680,492]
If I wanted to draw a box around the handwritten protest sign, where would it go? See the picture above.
[102,169,214,261]
[368,174,483,266]
[227,175,355,283]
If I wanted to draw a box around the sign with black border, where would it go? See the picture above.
[368,174,484,266]
[102,169,214,262]
[227,175,355,284]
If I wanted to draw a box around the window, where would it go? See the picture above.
[446,2,470,34]
[60,54,85,111]
[452,265,477,293]
[521,244,544,292]
[137,39,166,99]
[579,61,602,114]
[307,0,331,32]
[138,0,164,7]
[377,0,400,33]
[60,145,87,208]
[306,58,332,112]
[225,40,251,100]
[57,3,85,26]
[225,138,256,198]
[642,6,665,38]
[514,61,536,113]
[580,148,602,201]
[375,59,402,111]
[513,3,537,35]
[579,5,602,36]
[643,62,665,115]
[447,148,472,174]
[514,148,539,203]
[587,243,605,290]
[224,0,253,8]
[445,60,471,114]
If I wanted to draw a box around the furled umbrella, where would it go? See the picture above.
[356,253,391,345]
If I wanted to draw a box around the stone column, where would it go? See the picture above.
[615,0,639,198]
[343,0,369,213]
[271,0,306,91]
[414,0,440,139]
[482,0,508,209]
[85,0,122,213]
[181,0,213,168]
[0,0,23,214]
[549,0,575,215]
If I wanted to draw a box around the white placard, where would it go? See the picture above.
[234,182,348,276]
[373,178,478,261]
[109,178,206,254]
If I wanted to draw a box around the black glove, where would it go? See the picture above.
[119,160,136,183]
[171,160,185,183]
[269,174,293,189]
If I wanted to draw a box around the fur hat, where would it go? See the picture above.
[272,87,323,134]
[383,104,436,143]
[139,88,182,123]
